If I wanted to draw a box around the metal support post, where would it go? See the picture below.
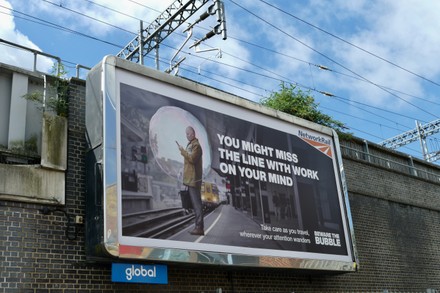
[416,120,429,161]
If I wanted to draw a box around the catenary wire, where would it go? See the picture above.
[228,0,439,120]
[84,0,143,21]
[152,52,414,142]
[0,6,123,49]
[41,0,135,35]
[2,3,433,148]
[1,16,427,158]
[163,43,425,128]
[195,30,440,109]
[77,0,438,120]
[158,34,427,126]
[127,0,161,14]
[175,43,427,123]
[86,0,439,108]
[142,54,425,156]
[257,0,440,88]
[1,5,423,131]
[2,4,434,160]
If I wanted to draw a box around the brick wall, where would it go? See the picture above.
[1,78,439,292]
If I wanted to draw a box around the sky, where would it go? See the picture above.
[1,0,440,163]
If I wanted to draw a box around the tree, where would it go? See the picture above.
[260,83,351,138]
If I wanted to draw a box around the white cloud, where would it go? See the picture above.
[309,0,440,108]
[0,0,181,73]
[2,0,439,111]
[0,0,53,72]
[9,0,173,37]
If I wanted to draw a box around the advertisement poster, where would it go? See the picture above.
[118,81,349,259]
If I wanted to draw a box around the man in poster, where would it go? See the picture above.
[178,126,204,236]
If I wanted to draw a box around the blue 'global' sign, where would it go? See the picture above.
[111,263,168,284]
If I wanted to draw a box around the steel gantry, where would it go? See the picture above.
[380,119,440,162]
[117,0,226,68]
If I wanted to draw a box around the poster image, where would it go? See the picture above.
[118,81,351,261]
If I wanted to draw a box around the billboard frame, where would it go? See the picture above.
[85,56,358,272]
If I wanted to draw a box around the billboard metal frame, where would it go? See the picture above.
[85,56,358,272]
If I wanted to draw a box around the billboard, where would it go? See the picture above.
[85,56,358,271]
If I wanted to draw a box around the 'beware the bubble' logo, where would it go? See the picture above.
[314,231,341,247]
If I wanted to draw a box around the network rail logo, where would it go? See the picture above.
[111,263,168,284]
[297,130,333,157]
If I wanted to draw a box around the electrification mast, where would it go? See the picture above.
[117,0,226,68]
[380,119,440,163]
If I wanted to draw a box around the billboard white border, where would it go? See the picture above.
[98,56,358,271]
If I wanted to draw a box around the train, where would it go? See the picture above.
[201,181,220,211]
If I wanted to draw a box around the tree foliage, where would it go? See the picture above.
[260,83,351,138]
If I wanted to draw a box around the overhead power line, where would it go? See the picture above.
[84,0,143,21]
[41,0,135,35]
[2,3,422,129]
[22,1,438,125]
[86,0,440,111]
[0,6,123,49]
[228,0,439,120]
[190,23,440,109]
[4,0,438,160]
[257,0,440,89]
[152,51,415,143]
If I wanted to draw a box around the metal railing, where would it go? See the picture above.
[1,38,62,75]
[340,144,440,183]
[75,64,91,79]
[0,38,90,78]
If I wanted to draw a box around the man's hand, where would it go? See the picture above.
[176,141,185,153]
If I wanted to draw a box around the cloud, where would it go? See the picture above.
[2,0,439,111]
[8,0,172,37]
[307,0,440,108]
[0,0,184,73]
[0,0,53,72]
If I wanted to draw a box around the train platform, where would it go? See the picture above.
[169,204,283,250]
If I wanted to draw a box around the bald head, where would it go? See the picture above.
[185,126,196,142]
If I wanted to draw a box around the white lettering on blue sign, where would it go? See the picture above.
[112,263,168,284]
[125,265,156,280]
